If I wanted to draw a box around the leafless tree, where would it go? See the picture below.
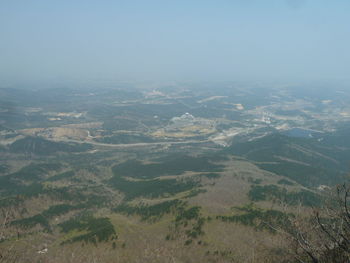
[278,183,350,263]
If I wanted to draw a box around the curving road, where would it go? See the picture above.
[53,137,212,148]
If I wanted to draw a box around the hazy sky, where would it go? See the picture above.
[1,0,350,84]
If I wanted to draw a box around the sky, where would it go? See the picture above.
[0,0,350,85]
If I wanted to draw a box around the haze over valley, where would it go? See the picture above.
[1,83,350,262]
[1,1,350,262]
